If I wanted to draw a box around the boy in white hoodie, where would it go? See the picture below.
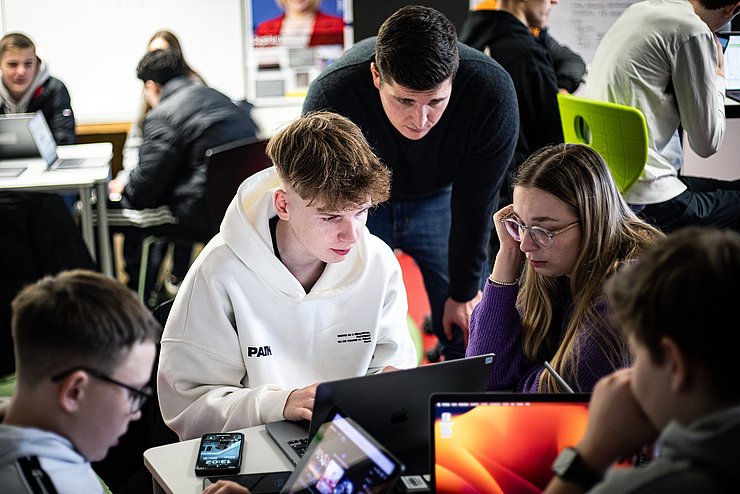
[0,270,160,493]
[158,111,418,440]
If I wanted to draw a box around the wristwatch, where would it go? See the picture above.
[551,447,604,490]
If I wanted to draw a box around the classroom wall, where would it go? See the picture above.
[0,0,246,124]
[3,0,738,182]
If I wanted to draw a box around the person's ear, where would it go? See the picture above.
[725,2,740,20]
[661,336,691,394]
[370,62,381,90]
[56,371,89,414]
[274,188,289,220]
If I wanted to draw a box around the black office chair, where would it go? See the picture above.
[114,136,273,303]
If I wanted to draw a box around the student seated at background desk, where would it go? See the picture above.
[583,0,740,234]
[114,48,258,302]
[157,112,417,441]
[110,30,207,302]
[0,32,76,145]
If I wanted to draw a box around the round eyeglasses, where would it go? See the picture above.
[501,215,579,250]
[51,366,152,414]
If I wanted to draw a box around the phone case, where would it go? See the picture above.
[194,432,244,476]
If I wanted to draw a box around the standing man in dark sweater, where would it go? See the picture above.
[303,5,518,360]
[117,48,259,298]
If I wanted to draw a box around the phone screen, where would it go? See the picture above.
[194,433,244,476]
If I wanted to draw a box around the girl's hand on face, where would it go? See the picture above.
[493,204,518,251]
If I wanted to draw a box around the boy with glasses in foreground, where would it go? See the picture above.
[0,270,161,493]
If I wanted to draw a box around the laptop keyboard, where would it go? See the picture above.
[288,438,308,458]
[55,158,88,169]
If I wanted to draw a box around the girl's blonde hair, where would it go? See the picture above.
[514,144,663,391]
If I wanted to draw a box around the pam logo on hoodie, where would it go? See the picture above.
[247,345,272,357]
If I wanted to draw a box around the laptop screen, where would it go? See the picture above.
[0,113,40,159]
[719,32,740,91]
[430,393,590,494]
[26,111,58,166]
[282,414,403,494]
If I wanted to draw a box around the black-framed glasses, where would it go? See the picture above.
[501,215,579,250]
[51,366,152,414]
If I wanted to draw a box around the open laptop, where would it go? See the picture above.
[430,392,591,494]
[720,31,740,102]
[0,111,108,171]
[265,354,495,476]
[205,412,404,494]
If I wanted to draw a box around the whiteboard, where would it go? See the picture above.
[0,0,246,123]
[547,0,640,65]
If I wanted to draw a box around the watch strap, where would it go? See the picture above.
[552,447,604,490]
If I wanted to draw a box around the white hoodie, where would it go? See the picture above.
[158,167,417,440]
[0,425,104,493]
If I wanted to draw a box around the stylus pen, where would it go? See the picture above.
[543,361,575,394]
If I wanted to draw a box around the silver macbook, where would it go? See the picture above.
[0,111,107,170]
[0,113,41,161]
[430,392,591,493]
[265,354,495,477]
[27,111,108,170]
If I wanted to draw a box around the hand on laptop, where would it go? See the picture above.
[284,382,318,421]
[202,480,250,494]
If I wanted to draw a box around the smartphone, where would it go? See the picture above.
[202,472,292,493]
[194,432,244,476]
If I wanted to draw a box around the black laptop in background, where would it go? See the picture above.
[265,353,495,476]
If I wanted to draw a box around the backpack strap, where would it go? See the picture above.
[17,456,59,494]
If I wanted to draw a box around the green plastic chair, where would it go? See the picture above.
[557,93,649,194]
[407,315,424,365]
[0,373,15,397]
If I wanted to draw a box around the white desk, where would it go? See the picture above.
[144,425,294,494]
[0,143,114,277]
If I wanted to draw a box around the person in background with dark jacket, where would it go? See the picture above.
[110,30,207,304]
[460,0,584,266]
[463,0,585,94]
[115,48,258,300]
[460,0,574,200]
[0,33,76,145]
[535,27,585,95]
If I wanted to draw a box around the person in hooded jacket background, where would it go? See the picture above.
[0,32,75,145]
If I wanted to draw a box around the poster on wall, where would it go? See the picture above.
[246,0,350,106]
